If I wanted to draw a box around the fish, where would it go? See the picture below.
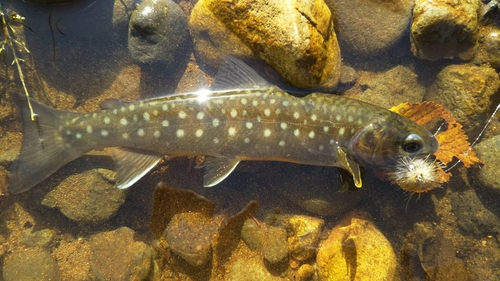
[8,58,439,194]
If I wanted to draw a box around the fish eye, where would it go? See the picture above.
[402,134,423,153]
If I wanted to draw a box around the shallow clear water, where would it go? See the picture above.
[1,0,500,280]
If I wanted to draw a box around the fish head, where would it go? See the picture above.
[349,113,439,168]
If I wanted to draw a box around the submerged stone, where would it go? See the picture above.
[262,225,289,264]
[287,215,324,261]
[164,212,221,267]
[189,0,341,90]
[475,135,500,194]
[424,64,500,137]
[335,0,412,56]
[317,211,397,281]
[2,248,60,281]
[411,0,481,61]
[90,227,152,281]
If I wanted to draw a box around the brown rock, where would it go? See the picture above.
[411,0,481,61]
[424,64,500,136]
[317,212,397,281]
[190,0,341,90]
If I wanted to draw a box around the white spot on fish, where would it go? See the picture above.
[221,109,226,114]
[143,112,150,122]
[319,145,324,151]
[294,129,300,137]
[138,128,145,137]
[162,104,168,111]
[280,122,287,130]
[162,120,169,127]
[178,111,187,119]
[213,118,220,127]
[154,130,161,138]
[270,99,276,104]
[228,127,236,136]
[101,130,109,137]
[92,113,97,119]
[279,140,285,147]
[252,100,258,107]
[264,129,271,137]
[66,130,71,135]
[293,112,300,119]
[153,109,159,116]
[129,104,135,111]
[122,133,129,139]
[323,126,329,133]
[113,109,118,115]
[75,132,82,139]
[86,125,93,134]
[120,118,128,126]
[213,137,219,144]
[133,115,138,122]
[242,110,248,116]
[121,106,126,112]
[336,115,341,121]
[264,109,271,117]
[104,117,110,124]
[282,100,289,107]
[195,129,203,138]
[309,131,315,139]
[311,114,317,121]
[348,115,354,122]
[230,109,238,118]
[176,129,185,138]
[246,122,253,129]
[197,112,205,120]
[339,127,345,136]
[241,98,248,105]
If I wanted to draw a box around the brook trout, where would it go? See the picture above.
[9,58,439,193]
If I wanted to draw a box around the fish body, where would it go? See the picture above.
[9,59,439,193]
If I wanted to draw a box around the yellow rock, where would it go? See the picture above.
[189,0,341,90]
[316,212,397,281]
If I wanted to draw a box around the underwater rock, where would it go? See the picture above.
[2,248,60,281]
[90,227,152,281]
[346,65,426,109]
[475,135,500,194]
[227,258,282,281]
[164,211,221,267]
[42,166,126,224]
[316,211,397,281]
[189,0,341,90]
[335,0,412,56]
[451,188,500,236]
[480,27,500,68]
[128,0,191,66]
[241,218,263,251]
[287,215,324,262]
[411,0,481,61]
[267,164,363,216]
[424,64,500,137]
[53,238,92,281]
[400,222,474,280]
[22,229,56,248]
[262,225,289,264]
[297,264,315,280]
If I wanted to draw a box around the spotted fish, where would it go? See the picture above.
[9,58,439,193]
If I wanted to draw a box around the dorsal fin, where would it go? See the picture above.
[210,56,273,91]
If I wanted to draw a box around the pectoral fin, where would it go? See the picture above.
[203,156,240,187]
[110,148,163,189]
[337,147,363,188]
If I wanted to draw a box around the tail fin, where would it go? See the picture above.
[9,93,86,194]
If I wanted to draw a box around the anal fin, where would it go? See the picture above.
[203,156,240,187]
[110,148,163,189]
[337,147,363,188]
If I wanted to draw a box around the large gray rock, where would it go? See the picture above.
[474,135,500,194]
[335,0,412,56]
